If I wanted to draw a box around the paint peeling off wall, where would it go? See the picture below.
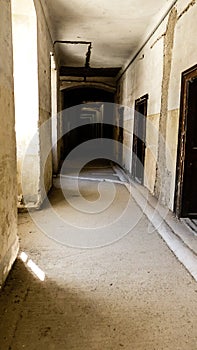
[154,7,177,207]
[169,0,197,110]
[117,0,197,211]
[117,7,165,178]
[0,0,19,288]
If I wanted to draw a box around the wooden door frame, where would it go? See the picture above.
[174,64,197,217]
[132,94,148,184]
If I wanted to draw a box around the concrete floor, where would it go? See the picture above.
[0,162,197,350]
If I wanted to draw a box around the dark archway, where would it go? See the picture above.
[63,87,114,108]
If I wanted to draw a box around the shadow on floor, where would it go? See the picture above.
[0,259,149,350]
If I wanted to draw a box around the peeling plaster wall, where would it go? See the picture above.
[117,14,165,178]
[154,7,177,206]
[168,0,197,110]
[0,0,19,287]
[117,0,197,211]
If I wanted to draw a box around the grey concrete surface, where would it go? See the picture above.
[0,163,197,350]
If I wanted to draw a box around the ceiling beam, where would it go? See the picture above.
[60,67,121,77]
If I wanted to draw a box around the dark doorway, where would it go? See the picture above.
[117,107,124,165]
[62,87,115,160]
[175,65,197,218]
[132,94,148,184]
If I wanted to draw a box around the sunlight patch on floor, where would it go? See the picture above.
[19,252,45,281]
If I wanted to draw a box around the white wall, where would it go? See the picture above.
[12,0,40,206]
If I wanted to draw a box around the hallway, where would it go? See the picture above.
[0,163,197,350]
[1,0,197,349]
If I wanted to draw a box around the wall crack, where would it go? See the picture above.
[178,0,196,20]
[150,33,165,49]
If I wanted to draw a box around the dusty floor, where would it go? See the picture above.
[0,162,197,350]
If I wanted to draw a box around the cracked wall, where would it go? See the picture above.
[117,0,197,211]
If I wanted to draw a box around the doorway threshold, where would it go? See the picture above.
[181,218,197,236]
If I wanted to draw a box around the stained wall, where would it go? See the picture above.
[117,0,197,210]
[0,0,19,287]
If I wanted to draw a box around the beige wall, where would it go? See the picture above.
[35,0,53,202]
[12,0,56,208]
[0,0,19,287]
[51,56,64,174]
[117,0,197,211]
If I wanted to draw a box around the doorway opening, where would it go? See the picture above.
[175,64,197,218]
[62,87,115,162]
[132,94,148,184]
[117,107,124,166]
